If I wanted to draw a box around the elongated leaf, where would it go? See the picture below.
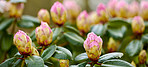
[0,57,16,67]
[41,45,57,60]
[141,34,148,44]
[22,15,40,24]
[98,52,123,63]
[10,0,26,3]
[1,34,13,51]
[52,27,62,42]
[57,46,72,60]
[91,24,107,36]
[64,32,84,46]
[78,61,88,67]
[25,56,44,67]
[64,25,80,34]
[0,18,14,31]
[17,21,34,28]
[108,18,130,27]
[125,40,143,57]
[53,50,68,59]
[101,59,134,67]
[107,26,126,39]
[75,53,88,62]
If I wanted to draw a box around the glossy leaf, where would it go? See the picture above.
[141,34,148,44]
[0,57,16,67]
[64,32,84,46]
[125,40,143,57]
[41,45,57,60]
[52,27,62,42]
[98,52,123,63]
[25,56,44,67]
[75,53,88,62]
[91,24,107,36]
[108,18,130,27]
[29,29,36,41]
[17,21,34,28]
[64,25,80,34]
[101,59,134,67]
[0,18,14,31]
[22,15,40,24]
[57,46,72,60]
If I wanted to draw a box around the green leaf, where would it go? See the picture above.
[64,25,80,34]
[108,18,130,27]
[52,27,62,42]
[0,18,14,31]
[10,0,26,3]
[41,45,57,60]
[64,32,84,46]
[144,21,148,27]
[75,53,88,62]
[107,26,126,39]
[141,34,148,44]
[53,50,68,59]
[0,57,16,67]
[125,40,143,57]
[57,46,72,60]
[77,61,88,67]
[98,52,123,63]
[101,59,134,67]
[1,34,13,51]
[91,24,107,36]
[17,21,35,28]
[22,15,40,24]
[29,29,36,41]
[8,45,18,58]
[25,56,44,67]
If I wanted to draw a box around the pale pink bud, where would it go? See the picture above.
[76,10,90,34]
[128,1,139,18]
[13,30,32,55]
[35,21,53,46]
[139,1,148,20]
[38,9,50,24]
[115,0,128,18]
[107,0,118,17]
[96,3,109,24]
[50,1,67,26]
[83,32,103,62]
[132,16,145,35]
[107,37,117,52]
[0,0,10,13]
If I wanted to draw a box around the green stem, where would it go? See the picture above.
[40,46,45,56]
[11,19,17,34]
[21,59,25,67]
[91,62,94,67]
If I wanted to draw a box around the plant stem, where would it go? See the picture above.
[91,62,94,67]
[40,46,45,56]
[21,59,25,67]
[11,19,17,34]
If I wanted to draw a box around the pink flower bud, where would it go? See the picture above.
[0,0,10,13]
[88,11,100,25]
[107,37,117,52]
[38,9,50,24]
[138,50,147,64]
[139,1,148,20]
[60,59,69,67]
[132,16,145,35]
[115,0,128,18]
[13,30,32,55]
[107,0,118,17]
[131,61,136,67]
[83,32,103,62]
[35,21,53,46]
[50,1,67,26]
[96,3,109,24]
[9,3,24,18]
[63,0,81,21]
[31,46,39,56]
[76,10,90,34]
[128,1,139,18]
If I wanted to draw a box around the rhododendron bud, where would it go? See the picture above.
[13,30,32,55]
[128,1,139,18]
[9,3,24,18]
[38,9,50,24]
[63,0,81,23]
[83,32,103,62]
[107,37,117,52]
[115,0,128,18]
[138,50,147,64]
[139,1,148,20]
[131,61,136,67]
[50,1,67,26]
[107,0,118,17]
[31,47,39,56]
[88,11,99,25]
[132,16,145,35]
[77,10,90,34]
[96,3,109,24]
[60,59,69,67]
[35,21,53,46]
[0,0,10,13]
